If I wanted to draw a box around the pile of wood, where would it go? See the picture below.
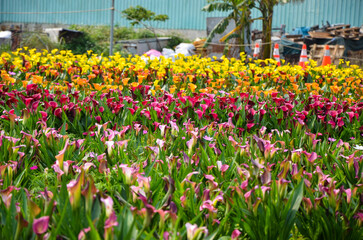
[285,24,363,42]
[326,25,362,40]
[308,24,363,40]
[193,39,207,56]
[309,44,345,65]
[346,50,363,67]
[284,34,304,44]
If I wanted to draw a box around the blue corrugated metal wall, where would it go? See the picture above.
[1,0,362,31]
[0,0,226,29]
[250,0,363,31]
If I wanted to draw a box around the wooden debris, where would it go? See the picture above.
[309,44,345,65]
[285,34,302,39]
[308,31,333,39]
[346,50,363,66]
[305,24,363,40]
[326,25,362,40]
[193,39,207,57]
[326,24,350,31]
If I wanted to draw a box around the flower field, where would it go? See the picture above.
[0,48,362,239]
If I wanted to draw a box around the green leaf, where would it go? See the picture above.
[202,3,235,12]
[86,215,102,240]
[204,13,234,45]
[281,180,304,240]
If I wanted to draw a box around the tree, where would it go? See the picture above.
[122,6,169,49]
[255,0,304,59]
[202,0,256,54]
[203,0,304,59]
[122,6,169,27]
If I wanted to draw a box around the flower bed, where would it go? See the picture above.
[0,49,362,239]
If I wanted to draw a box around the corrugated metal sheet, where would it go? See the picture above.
[250,0,363,32]
[0,0,225,30]
[1,0,362,31]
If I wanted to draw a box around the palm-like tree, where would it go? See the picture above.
[202,0,256,54]
[255,0,304,59]
[203,0,304,59]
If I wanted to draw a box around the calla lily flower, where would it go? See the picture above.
[32,216,49,235]
[55,139,69,170]
[104,211,118,240]
[100,195,114,217]
[231,229,241,240]
[186,223,208,240]
[0,186,14,208]
[67,171,84,209]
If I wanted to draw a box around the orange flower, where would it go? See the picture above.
[75,78,88,86]
[50,69,59,77]
[138,75,146,84]
[312,83,320,90]
[187,75,194,82]
[26,72,33,80]
[330,85,342,94]
[93,83,103,91]
[172,75,181,84]
[169,86,176,94]
[122,78,130,86]
[31,75,43,84]
[292,84,299,91]
[22,81,29,88]
[344,87,351,95]
[0,71,15,83]
[199,88,208,93]
[88,74,96,80]
[188,83,197,93]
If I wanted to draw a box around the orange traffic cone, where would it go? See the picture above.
[253,42,260,59]
[322,45,331,66]
[273,43,281,66]
[299,44,308,69]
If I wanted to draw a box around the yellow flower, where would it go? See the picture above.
[131,82,139,88]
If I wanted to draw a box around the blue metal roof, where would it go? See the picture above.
[1,0,362,31]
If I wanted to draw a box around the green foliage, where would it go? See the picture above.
[122,5,169,27]
[136,29,155,39]
[21,33,60,51]
[63,25,157,56]
[165,35,187,49]
[0,43,11,54]
[60,32,101,55]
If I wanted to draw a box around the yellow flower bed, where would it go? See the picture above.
[1,48,362,101]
